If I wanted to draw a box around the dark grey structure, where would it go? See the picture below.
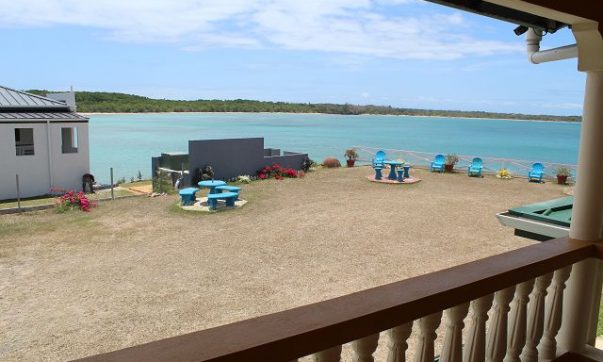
[153,138,307,187]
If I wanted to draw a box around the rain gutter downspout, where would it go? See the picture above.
[46,119,54,189]
[526,28,578,64]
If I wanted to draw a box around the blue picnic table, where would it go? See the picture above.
[198,180,226,194]
[383,161,405,180]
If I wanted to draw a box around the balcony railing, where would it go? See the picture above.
[76,237,602,362]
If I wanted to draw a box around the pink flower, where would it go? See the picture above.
[55,189,94,212]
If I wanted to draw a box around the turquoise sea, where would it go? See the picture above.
[89,113,581,182]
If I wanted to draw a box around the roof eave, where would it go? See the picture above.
[423,0,567,33]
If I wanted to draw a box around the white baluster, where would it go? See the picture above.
[440,303,470,362]
[387,322,413,362]
[352,334,379,362]
[313,345,342,362]
[537,265,572,359]
[486,287,515,362]
[504,279,535,362]
[519,273,553,362]
[464,294,494,362]
[414,311,443,362]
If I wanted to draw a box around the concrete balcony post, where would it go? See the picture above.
[569,71,603,242]
[559,71,603,352]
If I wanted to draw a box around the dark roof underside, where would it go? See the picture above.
[424,1,603,36]
[423,0,567,33]
[523,0,603,34]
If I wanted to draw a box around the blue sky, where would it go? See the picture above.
[0,0,585,115]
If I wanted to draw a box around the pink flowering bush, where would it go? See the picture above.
[55,190,95,212]
[257,164,299,180]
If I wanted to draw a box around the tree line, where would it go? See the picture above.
[28,90,581,122]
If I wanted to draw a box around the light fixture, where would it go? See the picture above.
[514,25,529,36]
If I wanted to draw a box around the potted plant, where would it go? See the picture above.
[444,154,459,172]
[556,166,571,185]
[344,149,359,167]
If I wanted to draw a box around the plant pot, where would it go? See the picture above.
[557,175,568,185]
[346,159,356,168]
[445,164,455,172]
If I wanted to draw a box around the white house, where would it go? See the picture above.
[0,86,90,200]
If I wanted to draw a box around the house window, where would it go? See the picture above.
[15,128,34,156]
[61,127,78,154]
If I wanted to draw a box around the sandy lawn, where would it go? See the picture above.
[0,166,568,361]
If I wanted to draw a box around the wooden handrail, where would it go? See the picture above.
[75,237,598,362]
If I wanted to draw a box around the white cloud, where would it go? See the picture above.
[0,0,520,59]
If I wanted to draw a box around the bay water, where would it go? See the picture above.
[89,112,581,182]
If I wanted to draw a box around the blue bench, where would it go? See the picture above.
[215,185,241,194]
[207,192,238,210]
[178,187,199,206]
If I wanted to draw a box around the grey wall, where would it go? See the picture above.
[264,148,281,157]
[151,157,160,177]
[46,92,77,112]
[263,154,307,170]
[152,156,191,190]
[187,138,307,183]
[159,153,189,171]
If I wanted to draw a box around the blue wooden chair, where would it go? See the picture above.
[431,154,445,173]
[468,157,483,177]
[528,163,545,183]
[373,150,386,168]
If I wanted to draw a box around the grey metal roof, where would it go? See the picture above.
[0,85,71,109]
[0,112,87,121]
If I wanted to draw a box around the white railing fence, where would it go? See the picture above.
[353,146,577,181]
[299,264,573,362]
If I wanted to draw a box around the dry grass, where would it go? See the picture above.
[0,166,567,361]
[0,188,137,209]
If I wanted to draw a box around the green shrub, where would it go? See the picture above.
[445,154,459,165]
[323,157,341,168]
[152,170,172,193]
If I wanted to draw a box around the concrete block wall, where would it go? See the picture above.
[187,138,307,183]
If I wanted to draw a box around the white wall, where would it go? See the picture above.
[0,121,90,200]
[49,123,90,193]
[0,123,52,199]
